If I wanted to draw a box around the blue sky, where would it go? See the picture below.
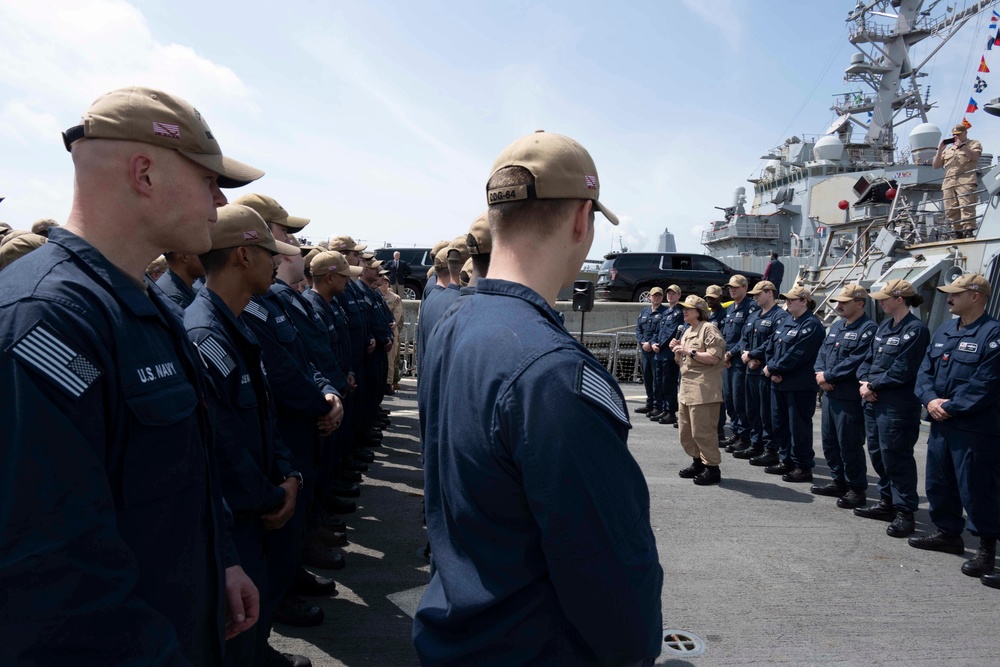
[2,0,998,256]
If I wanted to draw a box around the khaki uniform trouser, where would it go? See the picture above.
[942,182,977,230]
[387,331,400,385]
[678,401,722,466]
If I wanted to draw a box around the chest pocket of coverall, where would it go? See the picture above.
[122,379,201,507]
[947,347,981,394]
[272,314,298,345]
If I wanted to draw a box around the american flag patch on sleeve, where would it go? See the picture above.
[577,362,630,427]
[8,322,103,399]
[196,336,237,378]
[243,300,269,322]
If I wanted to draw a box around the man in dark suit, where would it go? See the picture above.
[762,251,784,293]
[387,251,411,298]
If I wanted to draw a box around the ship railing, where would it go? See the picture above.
[701,220,782,244]
[885,183,989,243]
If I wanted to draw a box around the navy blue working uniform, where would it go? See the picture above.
[740,304,789,455]
[722,297,758,443]
[157,267,198,309]
[336,282,372,444]
[857,313,929,512]
[272,279,349,395]
[915,313,1000,538]
[357,279,391,430]
[418,282,461,366]
[635,302,666,409]
[654,303,685,414]
[415,278,663,666]
[766,310,825,469]
[304,287,356,480]
[185,288,295,666]
[0,229,234,666]
[815,314,876,490]
[423,275,442,301]
[241,292,336,631]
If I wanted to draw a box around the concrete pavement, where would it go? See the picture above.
[273,377,999,666]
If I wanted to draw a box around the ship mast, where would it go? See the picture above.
[836,0,994,160]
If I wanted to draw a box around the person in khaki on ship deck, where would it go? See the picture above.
[934,123,982,238]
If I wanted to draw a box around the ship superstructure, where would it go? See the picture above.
[703,0,1000,331]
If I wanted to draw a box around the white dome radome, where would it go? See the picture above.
[813,135,844,161]
[909,123,942,153]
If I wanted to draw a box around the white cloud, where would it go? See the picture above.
[0,102,61,145]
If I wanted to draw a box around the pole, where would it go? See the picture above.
[579,311,586,343]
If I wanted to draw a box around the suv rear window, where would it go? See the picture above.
[614,254,659,270]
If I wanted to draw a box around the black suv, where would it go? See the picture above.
[596,252,761,302]
[374,247,433,300]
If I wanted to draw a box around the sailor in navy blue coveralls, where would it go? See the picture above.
[813,285,877,503]
[653,287,684,420]
[764,288,825,479]
[856,279,930,534]
[911,274,1000,577]
[738,280,788,461]
[0,229,237,666]
[721,276,758,447]
[416,280,663,666]
[635,288,666,412]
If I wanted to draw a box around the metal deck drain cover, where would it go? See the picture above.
[660,628,706,658]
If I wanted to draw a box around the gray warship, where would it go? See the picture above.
[703,0,1000,332]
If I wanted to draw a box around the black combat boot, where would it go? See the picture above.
[750,450,780,467]
[693,465,721,486]
[811,480,848,497]
[908,530,965,555]
[886,510,915,538]
[961,538,997,577]
[678,458,705,479]
[854,497,894,522]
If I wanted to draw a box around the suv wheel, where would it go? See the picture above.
[403,284,418,301]
[633,287,652,303]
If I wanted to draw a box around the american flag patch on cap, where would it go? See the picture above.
[584,175,598,190]
[243,299,269,322]
[152,122,181,139]
[243,231,259,241]
[577,362,629,426]
[8,322,102,399]
[195,336,237,378]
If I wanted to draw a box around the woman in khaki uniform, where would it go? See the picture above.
[669,294,726,485]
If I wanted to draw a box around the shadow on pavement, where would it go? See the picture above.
[719,477,815,503]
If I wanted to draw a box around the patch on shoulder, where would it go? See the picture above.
[577,362,630,427]
[244,300,268,322]
[7,321,103,399]
[196,336,237,378]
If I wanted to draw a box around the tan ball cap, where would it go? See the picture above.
[312,250,362,277]
[431,240,450,256]
[467,211,491,255]
[433,248,449,271]
[0,232,47,270]
[232,193,310,232]
[447,235,471,263]
[210,204,298,255]
[704,285,723,299]
[727,275,748,288]
[31,219,59,235]
[649,286,664,296]
[329,236,367,253]
[486,130,619,225]
[666,284,682,294]
[63,86,263,188]
[938,272,991,297]
[871,278,916,301]
[781,285,814,301]
[952,124,969,135]
[829,283,869,302]
[748,280,776,295]
[678,294,709,313]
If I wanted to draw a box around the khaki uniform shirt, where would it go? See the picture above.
[942,139,982,187]
[385,289,403,326]
[678,321,725,405]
